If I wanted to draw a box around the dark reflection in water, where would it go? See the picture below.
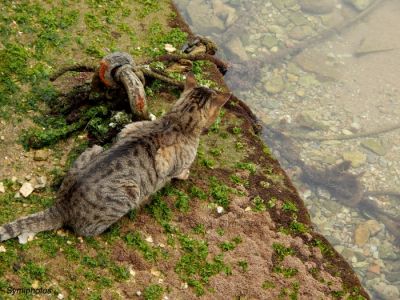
[174,0,400,298]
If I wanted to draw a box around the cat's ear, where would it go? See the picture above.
[184,72,197,90]
[214,92,232,107]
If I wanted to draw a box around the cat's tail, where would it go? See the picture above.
[0,204,64,242]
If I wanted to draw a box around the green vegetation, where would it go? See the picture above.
[278,282,300,300]
[235,162,257,174]
[289,220,308,234]
[273,266,298,278]
[143,284,164,300]
[209,176,230,208]
[175,234,230,296]
[282,200,298,213]
[262,280,275,289]
[192,224,206,235]
[267,197,277,209]
[230,174,249,187]
[146,23,187,57]
[124,231,160,261]
[252,195,267,212]
[312,239,334,257]
[273,243,294,261]
[232,126,242,134]
[189,186,207,200]
[174,190,191,212]
[237,260,248,272]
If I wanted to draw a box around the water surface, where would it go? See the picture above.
[174,0,400,298]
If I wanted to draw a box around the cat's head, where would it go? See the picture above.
[171,73,231,131]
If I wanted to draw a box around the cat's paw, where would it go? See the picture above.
[18,232,36,244]
[175,169,190,180]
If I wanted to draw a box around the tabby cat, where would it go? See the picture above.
[0,73,231,241]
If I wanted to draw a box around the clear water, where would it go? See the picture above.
[174,0,400,298]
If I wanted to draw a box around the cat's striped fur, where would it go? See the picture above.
[0,73,230,241]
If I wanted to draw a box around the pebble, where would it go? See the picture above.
[136,291,142,296]
[19,182,34,198]
[342,129,353,136]
[0,182,5,193]
[354,223,370,247]
[129,266,136,277]
[368,263,381,274]
[33,176,47,189]
[33,149,48,161]
[151,269,161,277]
[216,206,224,214]
[181,282,188,289]
[164,44,176,53]
[364,220,382,236]
[354,220,382,247]
[350,122,361,131]
[57,294,64,300]
[145,236,154,243]
[32,280,39,289]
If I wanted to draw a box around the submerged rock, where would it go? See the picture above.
[299,0,336,15]
[361,139,388,156]
[344,0,373,11]
[187,0,225,33]
[264,74,285,94]
[288,25,314,41]
[226,37,249,61]
[342,151,366,167]
[295,50,341,81]
[354,223,370,247]
[211,0,238,27]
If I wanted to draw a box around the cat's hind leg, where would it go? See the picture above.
[58,145,104,194]
[74,181,141,237]
[175,168,190,180]
[71,145,104,171]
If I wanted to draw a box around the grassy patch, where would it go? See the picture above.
[143,284,164,300]
[175,234,230,296]
[273,243,294,261]
[209,176,233,208]
[252,195,267,212]
[237,260,248,272]
[235,162,257,174]
[124,231,160,261]
[273,266,298,278]
[262,280,275,289]
[282,200,298,213]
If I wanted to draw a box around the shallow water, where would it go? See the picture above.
[174,0,400,298]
